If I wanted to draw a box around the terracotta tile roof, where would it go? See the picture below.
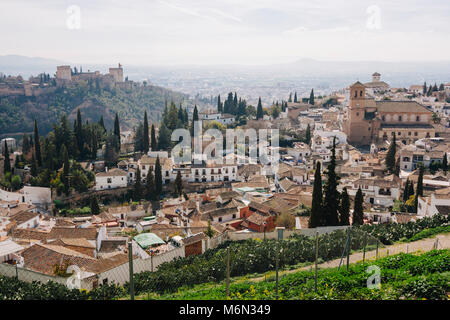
[47,227,98,240]
[376,101,431,113]
[9,211,39,225]
[96,168,127,177]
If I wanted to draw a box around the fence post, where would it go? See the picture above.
[376,240,379,260]
[314,231,319,292]
[226,247,230,298]
[128,242,135,300]
[275,241,279,300]
[362,233,367,263]
[151,254,154,272]
[346,229,351,271]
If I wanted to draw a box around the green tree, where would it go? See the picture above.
[154,156,163,197]
[339,187,350,226]
[143,110,150,153]
[22,134,31,155]
[157,122,171,150]
[113,113,121,151]
[305,124,311,145]
[217,94,223,113]
[61,144,70,195]
[309,161,323,228]
[353,187,364,225]
[151,124,157,151]
[256,97,263,119]
[34,119,42,166]
[414,165,424,212]
[403,179,410,202]
[75,109,84,158]
[423,82,427,95]
[11,175,21,191]
[309,89,315,105]
[204,220,216,238]
[145,168,155,201]
[134,167,143,201]
[90,196,101,215]
[174,170,183,197]
[294,92,298,103]
[443,153,448,174]
[191,105,199,136]
[323,137,340,226]
[3,141,11,174]
[385,133,396,173]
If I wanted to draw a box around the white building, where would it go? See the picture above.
[417,187,450,217]
[95,168,128,190]
[340,175,401,207]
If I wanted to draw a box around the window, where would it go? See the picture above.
[382,115,385,121]
[398,132,401,136]
[416,116,420,121]
[142,165,146,170]
[107,178,112,183]
[408,132,411,136]
[414,132,418,136]
[356,112,359,116]
[399,115,402,121]
[218,217,222,222]
[202,169,206,175]
[165,171,169,177]
[232,214,236,219]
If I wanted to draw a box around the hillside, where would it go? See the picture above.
[0,82,195,137]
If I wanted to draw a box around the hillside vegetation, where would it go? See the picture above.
[0,82,193,136]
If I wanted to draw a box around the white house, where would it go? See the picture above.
[340,175,401,207]
[417,187,450,217]
[95,168,128,190]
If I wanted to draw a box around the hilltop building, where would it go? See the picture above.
[343,80,434,146]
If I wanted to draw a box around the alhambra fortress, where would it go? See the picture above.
[343,73,435,146]
[0,63,131,97]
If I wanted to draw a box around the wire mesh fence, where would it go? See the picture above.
[2,224,448,300]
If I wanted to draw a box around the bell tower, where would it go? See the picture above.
[345,81,371,145]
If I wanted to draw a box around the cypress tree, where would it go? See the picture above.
[143,110,150,153]
[34,119,42,166]
[217,94,222,113]
[3,141,11,174]
[98,115,106,132]
[339,187,350,226]
[31,152,38,177]
[90,196,100,215]
[113,113,121,151]
[175,170,183,197]
[309,161,323,228]
[151,124,157,151]
[414,165,424,212]
[134,167,143,201]
[256,97,263,119]
[323,137,340,226]
[408,179,414,199]
[22,134,31,155]
[191,105,199,136]
[61,144,70,195]
[154,156,163,197]
[75,109,83,157]
[294,92,298,103]
[353,187,364,225]
[288,93,292,102]
[423,82,427,95]
[386,133,396,172]
[309,89,315,105]
[305,124,311,145]
[403,179,410,202]
[145,168,155,200]
[443,153,447,174]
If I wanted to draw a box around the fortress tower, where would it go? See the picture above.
[109,63,124,82]
[56,66,72,81]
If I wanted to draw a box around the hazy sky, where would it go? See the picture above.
[1,0,449,65]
